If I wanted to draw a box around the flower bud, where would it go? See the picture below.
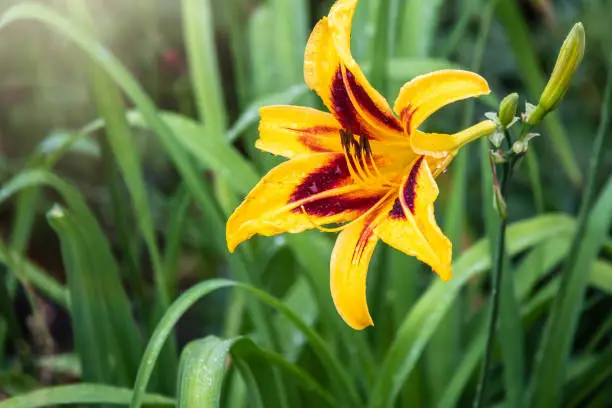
[498,93,518,128]
[512,132,540,154]
[529,22,585,124]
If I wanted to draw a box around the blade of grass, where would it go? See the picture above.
[495,0,582,187]
[182,0,227,139]
[231,338,338,408]
[47,205,130,386]
[438,249,606,408]
[0,3,235,252]
[590,260,612,295]
[427,3,496,402]
[163,185,192,298]
[369,213,575,408]
[0,384,174,408]
[529,71,612,407]
[395,0,444,57]
[177,337,236,408]
[65,0,169,308]
[1,171,144,385]
[286,232,376,387]
[80,110,259,194]
[0,241,69,308]
[129,279,361,408]
[0,4,278,351]
[229,338,292,408]
[63,1,177,389]
[439,0,485,57]
[269,0,308,87]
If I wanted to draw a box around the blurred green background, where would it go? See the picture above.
[0,0,611,407]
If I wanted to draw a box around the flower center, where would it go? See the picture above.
[339,129,397,189]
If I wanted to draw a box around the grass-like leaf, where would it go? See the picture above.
[369,214,575,408]
[0,384,174,408]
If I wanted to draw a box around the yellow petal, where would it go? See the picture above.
[330,207,385,330]
[256,106,343,158]
[393,70,490,135]
[304,17,340,110]
[304,1,403,140]
[226,153,385,252]
[375,157,452,280]
[411,120,498,158]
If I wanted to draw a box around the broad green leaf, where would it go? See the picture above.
[591,260,612,295]
[369,214,575,408]
[62,5,176,390]
[80,111,259,194]
[130,279,360,408]
[395,0,444,57]
[177,337,235,408]
[530,178,612,407]
[47,206,141,386]
[529,69,612,408]
[0,3,243,251]
[0,384,173,408]
[0,171,143,385]
[231,338,338,408]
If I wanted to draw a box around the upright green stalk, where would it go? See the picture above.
[428,2,495,400]
[473,158,511,408]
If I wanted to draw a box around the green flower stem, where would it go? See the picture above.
[473,158,511,408]
[474,122,529,407]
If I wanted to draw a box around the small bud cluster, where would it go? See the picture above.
[485,22,584,161]
[484,22,584,220]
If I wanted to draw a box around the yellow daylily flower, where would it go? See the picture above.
[226,0,495,330]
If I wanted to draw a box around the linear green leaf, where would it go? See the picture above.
[79,111,259,194]
[529,68,612,408]
[0,384,174,408]
[182,0,227,137]
[177,337,235,408]
[130,279,360,408]
[0,171,143,385]
[369,214,575,408]
[0,241,69,309]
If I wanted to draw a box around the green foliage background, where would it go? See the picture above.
[0,0,611,407]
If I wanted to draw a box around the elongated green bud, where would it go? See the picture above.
[528,23,585,124]
[498,93,518,128]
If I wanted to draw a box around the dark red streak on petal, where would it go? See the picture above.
[282,125,339,135]
[282,125,339,153]
[389,156,424,219]
[400,105,418,134]
[344,69,403,132]
[289,155,350,203]
[388,198,404,219]
[354,222,375,260]
[331,68,370,138]
[300,195,382,217]
[298,136,329,152]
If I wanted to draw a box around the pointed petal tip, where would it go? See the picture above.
[225,232,239,253]
[435,264,452,282]
[339,308,374,330]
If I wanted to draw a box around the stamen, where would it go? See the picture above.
[350,137,370,183]
[339,129,398,189]
[341,132,364,184]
